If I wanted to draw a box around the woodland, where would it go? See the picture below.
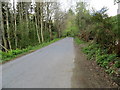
[0,1,120,83]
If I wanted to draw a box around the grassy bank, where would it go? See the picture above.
[74,37,120,85]
[0,38,61,64]
[82,43,120,74]
[74,37,85,44]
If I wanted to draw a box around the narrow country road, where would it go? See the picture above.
[2,37,75,88]
[2,37,117,88]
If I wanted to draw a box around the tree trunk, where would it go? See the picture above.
[40,3,44,42]
[0,2,7,52]
[35,14,41,43]
[47,3,52,40]
[49,20,52,40]
[6,3,12,50]
[58,27,61,38]
[25,3,29,34]
[13,0,17,48]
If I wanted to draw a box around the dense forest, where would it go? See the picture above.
[0,1,67,50]
[0,1,69,62]
[0,0,120,80]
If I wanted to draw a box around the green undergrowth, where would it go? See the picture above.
[0,38,61,63]
[74,37,85,44]
[82,43,120,75]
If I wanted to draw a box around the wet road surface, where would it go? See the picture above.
[2,37,75,88]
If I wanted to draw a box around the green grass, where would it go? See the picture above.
[0,38,61,64]
[74,37,85,44]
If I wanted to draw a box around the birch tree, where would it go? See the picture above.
[13,0,17,48]
[5,3,12,50]
[0,2,7,51]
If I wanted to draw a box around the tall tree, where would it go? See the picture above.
[0,2,8,51]
[40,2,44,42]
[5,3,12,50]
[13,0,17,48]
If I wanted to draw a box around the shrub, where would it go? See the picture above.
[82,43,119,74]
[114,61,120,68]
[74,37,84,44]
[11,49,23,55]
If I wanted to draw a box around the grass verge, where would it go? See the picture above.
[74,37,120,86]
[0,38,61,64]
[82,43,120,75]
[74,37,85,44]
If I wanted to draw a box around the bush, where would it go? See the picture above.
[82,43,120,74]
[114,60,120,68]
[11,49,23,55]
[74,37,84,44]
[96,54,116,68]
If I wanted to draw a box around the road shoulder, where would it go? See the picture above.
[71,42,118,88]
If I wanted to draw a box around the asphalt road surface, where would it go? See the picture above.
[2,37,75,88]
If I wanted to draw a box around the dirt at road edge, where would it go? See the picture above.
[71,43,118,88]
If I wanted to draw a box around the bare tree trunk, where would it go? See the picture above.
[49,20,52,40]
[0,2,7,51]
[19,3,22,22]
[40,3,44,42]
[25,3,29,34]
[47,3,52,40]
[6,3,12,50]
[35,14,41,43]
[0,44,8,52]
[58,26,61,38]
[13,0,17,48]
